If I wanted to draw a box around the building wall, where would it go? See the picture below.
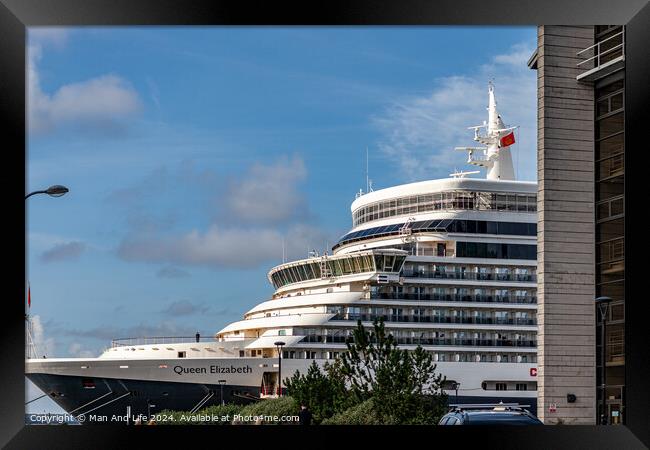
[535,25,597,424]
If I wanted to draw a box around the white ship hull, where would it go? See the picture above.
[27,355,537,422]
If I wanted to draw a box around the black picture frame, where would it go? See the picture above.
[2,0,649,448]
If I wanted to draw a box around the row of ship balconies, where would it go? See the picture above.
[400,270,535,282]
[369,293,537,304]
[328,313,536,326]
[300,334,537,348]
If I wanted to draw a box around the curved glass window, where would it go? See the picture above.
[353,190,536,227]
[269,251,407,290]
[333,219,536,251]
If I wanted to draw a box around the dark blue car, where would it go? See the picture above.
[438,403,543,425]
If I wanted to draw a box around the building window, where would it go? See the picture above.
[593,45,625,424]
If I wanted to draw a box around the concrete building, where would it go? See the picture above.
[529,25,625,425]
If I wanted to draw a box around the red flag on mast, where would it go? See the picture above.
[499,131,515,148]
[28,283,31,308]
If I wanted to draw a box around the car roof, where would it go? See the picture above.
[463,411,542,424]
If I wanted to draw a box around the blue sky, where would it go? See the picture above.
[26,26,537,413]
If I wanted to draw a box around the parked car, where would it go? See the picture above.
[438,403,543,425]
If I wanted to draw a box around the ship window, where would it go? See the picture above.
[239,350,245,357]
[178,351,186,358]
[496,383,508,391]
[516,383,528,391]
[82,379,95,389]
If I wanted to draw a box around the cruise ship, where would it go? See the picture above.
[26,83,539,421]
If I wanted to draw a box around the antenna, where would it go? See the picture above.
[282,238,285,263]
[366,146,369,194]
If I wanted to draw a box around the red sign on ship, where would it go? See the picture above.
[530,368,537,377]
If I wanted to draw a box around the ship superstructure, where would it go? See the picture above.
[26,83,539,421]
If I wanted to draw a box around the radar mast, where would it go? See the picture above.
[455,82,518,180]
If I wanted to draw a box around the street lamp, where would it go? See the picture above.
[218,379,227,406]
[147,399,156,419]
[274,341,285,397]
[25,184,69,359]
[452,382,461,403]
[595,296,612,425]
[25,185,69,200]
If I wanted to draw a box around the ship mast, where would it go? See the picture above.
[455,82,518,180]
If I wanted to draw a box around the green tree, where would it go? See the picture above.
[284,360,351,423]
[339,318,448,424]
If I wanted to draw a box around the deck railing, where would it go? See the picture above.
[401,271,536,282]
[301,334,536,347]
[577,29,624,81]
[370,293,537,304]
[110,335,245,348]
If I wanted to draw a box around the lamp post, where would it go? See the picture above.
[274,341,285,397]
[452,382,461,403]
[25,185,69,200]
[596,296,612,425]
[218,379,227,406]
[147,399,155,419]
[25,184,69,359]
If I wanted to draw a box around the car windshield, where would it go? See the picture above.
[465,412,542,425]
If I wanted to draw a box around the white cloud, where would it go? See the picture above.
[373,42,538,182]
[160,300,209,317]
[224,155,308,224]
[68,342,95,358]
[29,315,56,358]
[112,155,335,269]
[63,321,203,341]
[156,266,191,279]
[29,27,69,49]
[28,37,141,135]
[117,223,332,269]
[40,241,86,263]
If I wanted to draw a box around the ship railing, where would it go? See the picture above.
[400,271,536,282]
[300,335,536,348]
[110,336,229,348]
[332,314,536,326]
[369,293,537,304]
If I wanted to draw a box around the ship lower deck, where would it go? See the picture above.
[27,372,538,423]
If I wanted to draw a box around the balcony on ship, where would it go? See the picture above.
[326,306,537,327]
[300,334,536,348]
[369,292,537,304]
[400,269,536,283]
[399,262,537,283]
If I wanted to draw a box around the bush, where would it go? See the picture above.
[320,399,382,425]
[232,396,299,425]
[155,403,244,425]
